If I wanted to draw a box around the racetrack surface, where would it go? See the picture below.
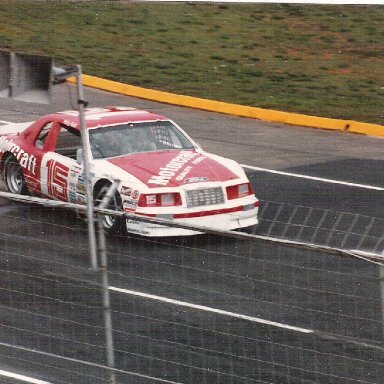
[1,84,384,383]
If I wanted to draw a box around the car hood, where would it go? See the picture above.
[107,150,239,188]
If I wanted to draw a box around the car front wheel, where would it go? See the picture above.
[94,183,126,235]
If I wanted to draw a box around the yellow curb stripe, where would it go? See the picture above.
[68,75,383,138]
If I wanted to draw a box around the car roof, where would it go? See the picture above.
[46,107,169,130]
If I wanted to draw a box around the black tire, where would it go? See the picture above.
[3,155,29,195]
[94,183,126,235]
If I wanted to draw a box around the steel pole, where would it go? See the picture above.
[97,182,119,384]
[77,68,116,380]
[97,218,117,384]
[379,266,384,343]
[76,65,98,271]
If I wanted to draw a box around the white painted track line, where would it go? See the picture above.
[0,369,51,384]
[242,164,384,191]
[110,286,314,334]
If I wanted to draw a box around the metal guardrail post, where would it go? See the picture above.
[97,216,117,384]
[379,266,384,344]
[76,67,116,380]
[75,65,98,271]
[97,181,120,384]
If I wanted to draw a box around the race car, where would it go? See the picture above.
[0,107,259,236]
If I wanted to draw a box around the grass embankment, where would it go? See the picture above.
[0,1,383,124]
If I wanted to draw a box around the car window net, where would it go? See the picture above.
[89,121,195,159]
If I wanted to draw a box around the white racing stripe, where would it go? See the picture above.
[109,286,314,334]
[242,164,384,191]
[0,369,51,384]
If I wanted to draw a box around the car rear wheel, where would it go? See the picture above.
[95,183,126,235]
[3,155,29,195]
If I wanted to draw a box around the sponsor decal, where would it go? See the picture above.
[184,176,208,184]
[121,186,133,197]
[148,151,198,186]
[77,175,86,194]
[68,190,77,204]
[175,166,193,181]
[77,195,86,205]
[131,190,140,200]
[126,219,140,225]
[63,119,78,129]
[192,156,206,165]
[123,198,138,210]
[69,165,82,178]
[126,219,150,235]
[0,137,37,174]
[122,189,139,210]
[127,228,151,235]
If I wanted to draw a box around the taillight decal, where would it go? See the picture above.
[226,183,253,200]
[138,192,182,207]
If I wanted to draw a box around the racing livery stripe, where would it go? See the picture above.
[136,203,258,219]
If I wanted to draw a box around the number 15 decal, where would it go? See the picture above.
[46,159,69,201]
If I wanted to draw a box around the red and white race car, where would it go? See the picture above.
[0,107,259,236]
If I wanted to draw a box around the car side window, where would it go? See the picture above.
[55,125,82,159]
[35,122,54,149]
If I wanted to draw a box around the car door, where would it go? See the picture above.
[25,120,58,195]
[39,123,83,202]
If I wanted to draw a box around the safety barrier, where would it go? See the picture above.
[69,75,384,138]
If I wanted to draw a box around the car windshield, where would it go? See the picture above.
[89,120,196,159]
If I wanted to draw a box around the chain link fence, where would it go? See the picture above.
[1,194,384,383]
[256,199,384,254]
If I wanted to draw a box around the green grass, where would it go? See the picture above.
[1,1,384,124]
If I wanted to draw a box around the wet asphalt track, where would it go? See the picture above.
[1,84,384,383]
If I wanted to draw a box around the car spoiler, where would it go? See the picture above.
[0,121,32,136]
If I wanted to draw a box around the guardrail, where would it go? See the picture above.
[256,199,384,255]
[71,74,384,138]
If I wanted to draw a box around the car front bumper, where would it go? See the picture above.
[125,203,259,237]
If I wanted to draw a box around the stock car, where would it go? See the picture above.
[0,107,259,236]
